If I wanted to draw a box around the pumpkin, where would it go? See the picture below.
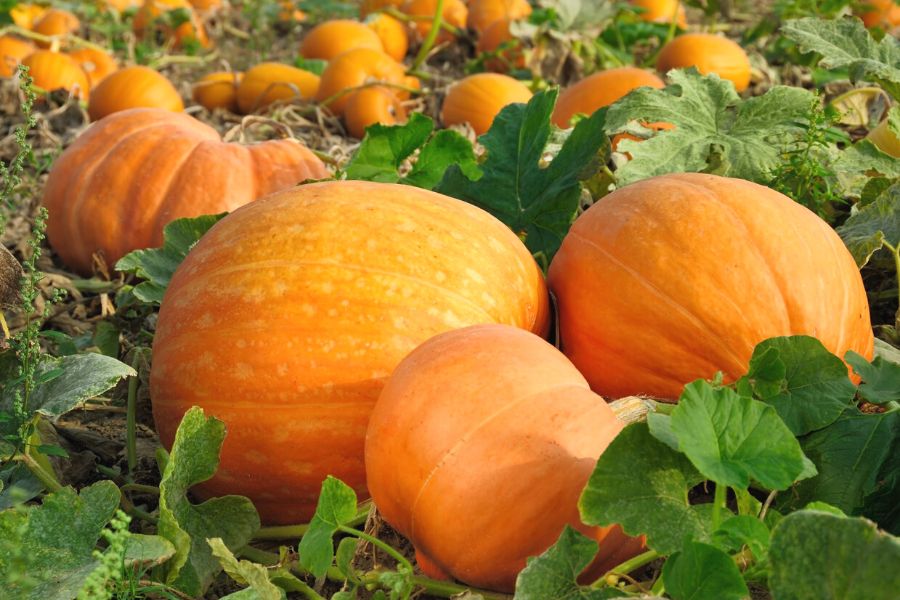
[858,0,900,29]
[360,0,404,17]
[477,19,525,73]
[68,47,118,88]
[656,33,751,92]
[42,108,329,274]
[299,19,384,60]
[867,117,900,158]
[442,73,532,135]
[150,180,550,524]
[552,67,664,127]
[402,0,468,43]
[88,66,183,120]
[189,0,222,10]
[467,0,532,33]
[277,0,306,22]
[366,13,409,62]
[236,62,320,113]
[344,86,407,138]
[547,173,874,400]
[629,0,686,28]
[611,121,675,157]
[315,48,409,117]
[0,36,35,78]
[134,0,210,49]
[22,50,90,100]
[193,71,243,112]
[32,9,80,48]
[365,324,645,592]
[10,4,47,30]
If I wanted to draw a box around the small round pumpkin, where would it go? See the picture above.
[0,36,35,78]
[150,180,550,524]
[32,9,80,48]
[134,0,210,49]
[277,0,307,22]
[656,33,751,92]
[366,324,645,592]
[193,71,243,112]
[466,0,532,33]
[552,67,664,127]
[88,66,183,120]
[43,108,329,274]
[315,48,409,117]
[344,86,407,138]
[867,117,900,158]
[477,19,525,73]
[366,13,409,62]
[547,173,874,400]
[68,47,118,88]
[22,50,90,100]
[236,62,320,114]
[10,4,47,30]
[858,0,900,29]
[300,19,384,60]
[442,73,532,135]
[402,0,468,43]
[629,0,687,28]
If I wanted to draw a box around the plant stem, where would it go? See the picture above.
[126,351,142,478]
[590,549,659,588]
[410,0,445,71]
[758,489,777,521]
[408,575,511,599]
[340,525,415,573]
[254,523,309,540]
[15,451,62,493]
[650,574,666,595]
[711,483,728,531]
[121,483,160,495]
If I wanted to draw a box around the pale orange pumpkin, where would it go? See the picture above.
[42,108,329,274]
[193,71,243,112]
[547,173,874,400]
[150,180,550,524]
[629,0,687,28]
[134,0,211,49]
[88,66,183,120]
[315,48,409,117]
[857,0,900,29]
[366,13,409,62]
[344,86,407,138]
[366,324,645,592]
[402,0,468,43]
[68,47,119,88]
[0,36,36,78]
[467,0,532,33]
[656,33,751,92]
[442,72,532,135]
[22,50,90,99]
[299,19,384,60]
[32,9,80,48]
[553,67,664,127]
[236,62,320,113]
[477,19,525,73]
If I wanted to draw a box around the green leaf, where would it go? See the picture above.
[605,68,814,185]
[115,213,227,305]
[711,515,770,560]
[437,88,609,262]
[0,481,120,600]
[769,510,900,599]
[781,17,900,99]
[298,475,358,578]
[335,537,359,582]
[92,321,120,358]
[662,541,749,600]
[124,534,176,569]
[157,407,260,596]
[293,57,327,75]
[837,181,900,268]
[834,141,900,198]
[579,423,711,555]
[846,350,900,404]
[208,538,286,600]
[670,380,813,490]
[740,336,856,435]
[514,526,624,599]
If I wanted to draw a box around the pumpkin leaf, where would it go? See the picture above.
[670,380,814,490]
[157,407,260,596]
[115,212,227,305]
[514,526,625,599]
[711,515,770,560]
[436,88,610,263]
[662,541,749,600]
[298,475,358,578]
[579,422,712,555]
[738,336,857,435]
[780,17,900,100]
[605,68,814,185]
[837,181,900,268]
[768,510,900,599]
[208,538,286,600]
[124,534,177,569]
[845,350,900,405]
[834,141,900,198]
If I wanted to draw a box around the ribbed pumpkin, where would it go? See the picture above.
[548,173,874,400]
[552,67,664,127]
[150,180,550,524]
[344,86,407,138]
[467,0,532,33]
[442,73,532,135]
[366,13,409,62]
[858,0,900,29]
[88,66,183,121]
[656,33,751,92]
[43,108,329,274]
[68,47,118,88]
[477,19,525,73]
[0,36,35,78]
[236,62,320,113]
[316,48,409,117]
[193,71,243,112]
[300,19,384,60]
[629,0,687,27]
[22,51,90,100]
[867,118,900,158]
[366,324,645,592]
[32,9,80,48]
[402,0,468,43]
[10,4,47,30]
[134,0,210,49]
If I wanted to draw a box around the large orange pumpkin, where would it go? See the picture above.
[858,0,900,29]
[0,36,35,78]
[32,9,80,48]
[441,73,532,135]
[87,66,183,121]
[299,19,384,60]
[366,324,644,592]
[629,0,687,28]
[134,0,210,49]
[315,48,409,117]
[552,67,664,127]
[236,62,320,113]
[22,50,90,100]
[656,33,751,92]
[366,13,409,62]
[402,0,468,43]
[344,86,407,138]
[42,108,329,275]
[547,173,874,400]
[150,181,550,524]
[467,0,532,33]
[193,71,243,112]
[68,47,119,88]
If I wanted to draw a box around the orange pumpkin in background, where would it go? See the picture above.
[344,86,408,138]
[316,48,410,117]
[150,180,550,524]
[552,67,664,127]
[442,73,533,135]
[477,19,525,73]
[193,71,243,112]
[467,0,532,33]
[22,50,90,99]
[88,66,183,120]
[629,0,687,28]
[68,47,119,88]
[402,0,468,43]
[366,324,645,592]
[189,0,222,10]
[32,9,80,48]
[366,13,409,62]
[656,33,751,92]
[42,108,329,274]
[360,0,404,17]
[0,36,36,78]
[10,4,48,30]
[299,19,385,60]
[134,0,211,49]
[547,173,874,400]
[236,62,321,113]
[857,0,900,29]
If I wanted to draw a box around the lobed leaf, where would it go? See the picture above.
[298,475,359,578]
[837,181,900,268]
[662,541,749,600]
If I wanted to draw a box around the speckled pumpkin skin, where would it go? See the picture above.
[150,180,550,524]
